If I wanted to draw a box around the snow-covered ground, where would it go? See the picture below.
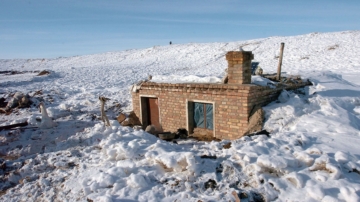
[0,30,360,201]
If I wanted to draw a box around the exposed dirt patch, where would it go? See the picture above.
[0,98,7,108]
[37,70,50,76]
[0,70,40,75]
[200,155,217,159]
[0,154,20,161]
[328,44,339,50]
[223,142,232,149]
[0,190,9,197]
[190,128,220,142]
[190,136,221,142]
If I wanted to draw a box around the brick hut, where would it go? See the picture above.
[131,50,309,140]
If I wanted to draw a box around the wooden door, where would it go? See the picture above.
[148,98,161,131]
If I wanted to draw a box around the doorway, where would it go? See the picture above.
[141,97,162,131]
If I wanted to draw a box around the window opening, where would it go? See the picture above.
[194,102,213,130]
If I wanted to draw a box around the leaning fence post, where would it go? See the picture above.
[276,42,285,81]
[99,96,111,127]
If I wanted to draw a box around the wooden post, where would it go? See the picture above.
[99,96,111,127]
[276,43,285,81]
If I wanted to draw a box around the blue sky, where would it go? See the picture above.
[1,0,359,59]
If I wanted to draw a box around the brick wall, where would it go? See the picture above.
[248,83,310,114]
[132,83,256,140]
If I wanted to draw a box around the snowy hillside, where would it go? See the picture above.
[0,30,360,201]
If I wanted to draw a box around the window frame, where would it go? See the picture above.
[193,102,213,130]
[186,99,216,137]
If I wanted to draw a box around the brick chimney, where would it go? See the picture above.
[225,51,254,84]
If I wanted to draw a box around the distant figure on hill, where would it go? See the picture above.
[169,41,172,45]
